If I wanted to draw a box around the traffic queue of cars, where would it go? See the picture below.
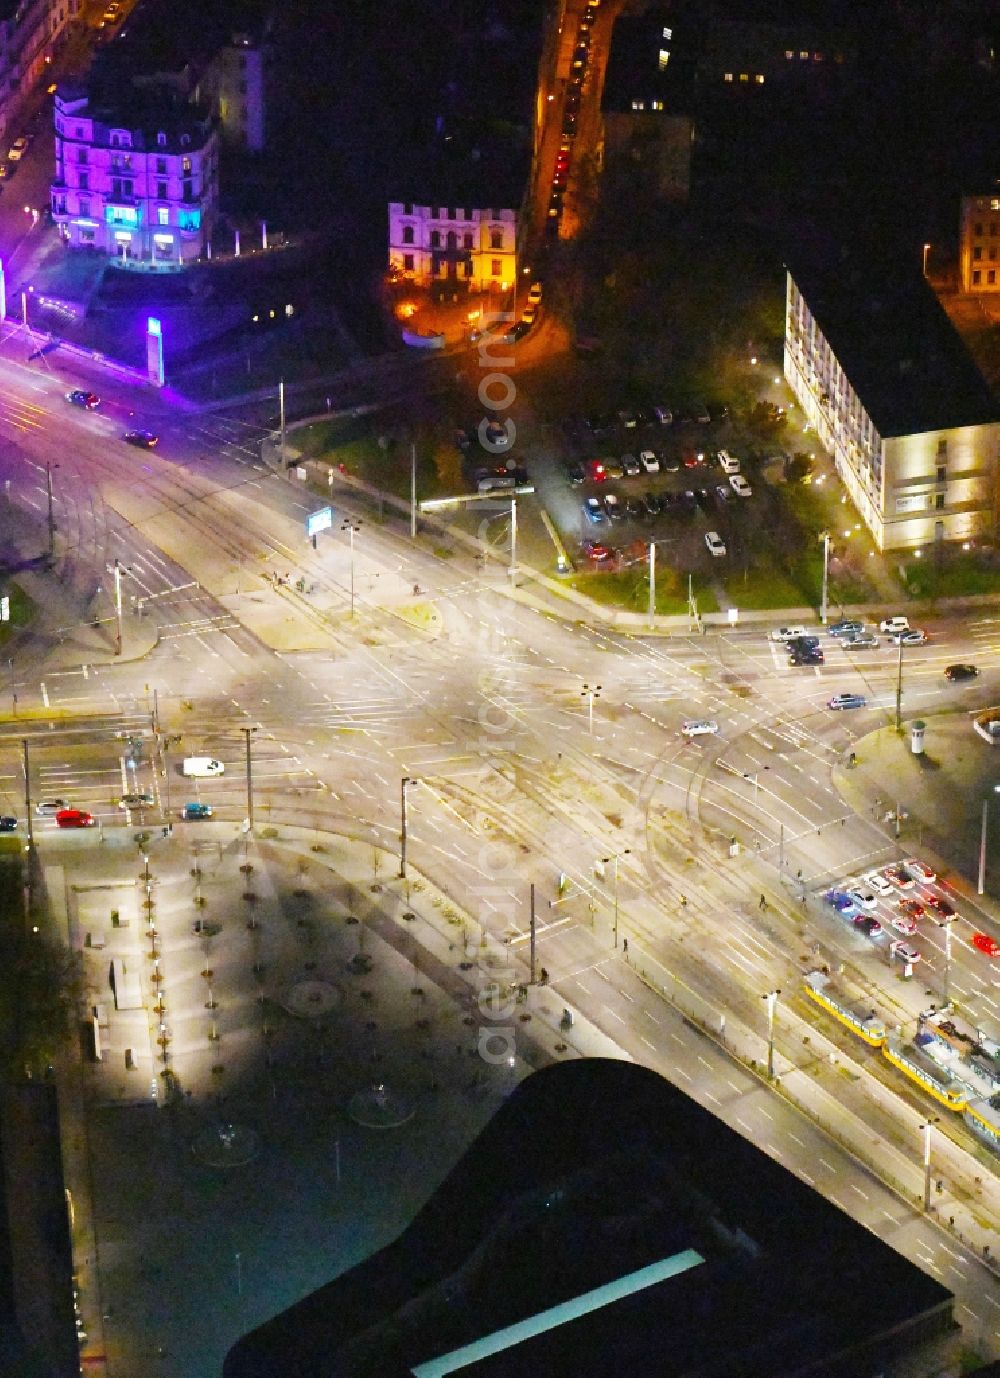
[5,756,228,831]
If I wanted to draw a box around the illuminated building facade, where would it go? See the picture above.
[387,203,518,292]
[50,83,218,267]
[0,0,75,146]
[784,257,1000,552]
[959,194,1000,294]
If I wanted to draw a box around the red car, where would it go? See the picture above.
[973,933,1000,957]
[922,893,955,917]
[55,808,95,828]
[682,452,705,468]
[583,541,614,564]
[588,459,607,482]
[898,898,925,919]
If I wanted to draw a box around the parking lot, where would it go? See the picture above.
[549,402,777,573]
[822,856,956,973]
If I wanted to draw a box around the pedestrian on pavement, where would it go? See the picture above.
[759,893,767,910]
[622,937,629,960]
[679,895,687,907]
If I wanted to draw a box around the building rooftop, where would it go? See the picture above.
[601,9,696,116]
[789,241,1000,437]
[224,1058,953,1378]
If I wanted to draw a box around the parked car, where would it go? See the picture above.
[617,409,638,429]
[891,629,928,646]
[56,808,95,828]
[527,281,543,305]
[828,619,864,637]
[789,649,824,666]
[770,626,808,643]
[898,897,925,919]
[903,857,936,884]
[728,474,752,498]
[603,494,624,521]
[583,497,606,525]
[181,757,225,778]
[118,792,154,809]
[603,458,624,480]
[582,541,614,564]
[182,802,214,820]
[639,449,659,473]
[824,890,858,914]
[789,635,820,650]
[681,719,719,737]
[863,870,895,899]
[879,615,909,634]
[848,887,877,911]
[565,461,586,485]
[622,454,641,477]
[0,815,17,832]
[717,450,740,474]
[923,893,955,918]
[643,492,664,517]
[653,405,673,426]
[889,940,922,965]
[704,530,726,558]
[855,915,883,939]
[7,136,27,161]
[882,864,913,890]
[843,633,879,649]
[35,799,69,815]
[887,912,917,936]
[945,663,979,682]
[624,496,645,520]
[828,693,867,710]
[588,459,608,482]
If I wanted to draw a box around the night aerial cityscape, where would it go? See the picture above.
[3,0,1000,1374]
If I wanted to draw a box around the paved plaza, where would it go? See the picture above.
[49,822,620,1377]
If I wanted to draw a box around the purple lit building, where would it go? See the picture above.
[50,81,218,267]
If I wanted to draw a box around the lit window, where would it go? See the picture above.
[661,26,672,39]
[739,72,749,82]
[755,74,764,84]
[157,132,166,147]
[658,48,669,69]
[812,51,823,61]
[799,50,809,59]
[724,72,733,82]
[631,98,645,109]
[157,206,169,225]
[651,100,663,110]
[785,50,794,59]
[991,199,1000,211]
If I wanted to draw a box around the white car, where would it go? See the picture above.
[7,137,27,162]
[527,281,542,305]
[848,887,877,911]
[903,857,936,884]
[890,940,921,965]
[879,615,909,634]
[717,449,740,474]
[181,757,225,778]
[704,530,726,558]
[639,449,659,473]
[35,798,70,816]
[863,869,895,899]
[770,625,808,643]
[681,719,719,737]
[887,911,918,936]
[729,474,752,498]
[653,405,673,426]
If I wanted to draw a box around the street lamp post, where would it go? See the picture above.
[922,242,931,277]
[921,1118,939,1212]
[943,919,953,1004]
[648,541,656,627]
[399,776,416,879]
[581,683,602,735]
[241,726,256,835]
[763,989,781,1079]
[601,848,631,949]
[113,558,124,656]
[819,531,830,624]
[341,518,362,618]
[508,497,518,579]
[894,634,903,732]
[45,462,58,564]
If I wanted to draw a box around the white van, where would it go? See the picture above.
[182,757,224,778]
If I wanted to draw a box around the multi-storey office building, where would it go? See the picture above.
[50,82,218,266]
[959,193,1000,294]
[784,255,1000,552]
